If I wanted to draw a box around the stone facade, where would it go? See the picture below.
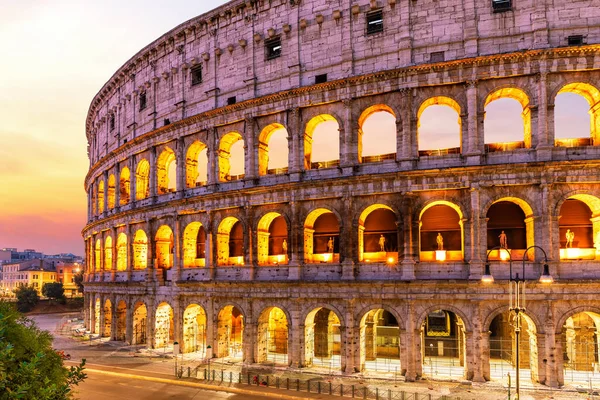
[83,0,600,388]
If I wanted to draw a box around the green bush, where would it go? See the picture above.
[42,282,65,302]
[14,286,39,313]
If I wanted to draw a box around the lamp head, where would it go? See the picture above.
[482,263,494,284]
[539,263,553,284]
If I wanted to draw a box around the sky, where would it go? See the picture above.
[0,1,589,256]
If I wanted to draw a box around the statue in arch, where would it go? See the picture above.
[565,229,575,248]
[379,235,386,252]
[499,231,508,249]
[436,233,444,251]
[327,237,334,253]
[282,239,288,253]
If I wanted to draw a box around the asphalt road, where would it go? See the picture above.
[74,371,271,400]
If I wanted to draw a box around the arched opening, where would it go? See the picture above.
[216,305,244,360]
[107,174,116,209]
[219,132,245,182]
[185,141,208,188]
[94,239,101,271]
[358,205,398,263]
[421,310,467,379]
[154,302,174,349]
[133,230,148,270]
[217,217,244,266]
[359,106,397,163]
[484,88,531,152]
[304,115,340,170]
[157,147,176,195]
[486,200,532,260]
[417,97,461,156]
[116,233,127,271]
[132,302,147,345]
[119,167,131,205]
[559,197,597,260]
[555,83,600,147]
[304,209,340,263]
[97,180,105,213]
[258,123,289,175]
[561,311,600,386]
[94,298,101,334]
[135,159,150,200]
[257,307,289,365]
[359,309,400,373]
[155,225,174,272]
[488,311,539,383]
[104,236,113,271]
[304,307,342,369]
[257,213,288,265]
[182,222,206,268]
[103,299,112,338]
[183,304,207,355]
[419,203,463,262]
[116,300,127,341]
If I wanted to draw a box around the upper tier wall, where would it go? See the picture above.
[86,0,600,162]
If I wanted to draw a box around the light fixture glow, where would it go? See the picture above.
[435,250,447,262]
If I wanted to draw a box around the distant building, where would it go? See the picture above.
[0,259,57,297]
[55,262,81,297]
[0,250,10,265]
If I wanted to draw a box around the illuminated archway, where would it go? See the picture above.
[135,159,150,200]
[304,114,340,169]
[304,209,340,263]
[182,222,206,268]
[219,132,245,182]
[420,310,467,379]
[97,180,105,213]
[104,236,113,271]
[559,197,597,260]
[94,239,101,271]
[419,202,463,261]
[359,309,400,372]
[132,302,147,345]
[304,307,342,369]
[417,97,461,156]
[486,199,534,260]
[257,212,288,265]
[183,304,207,354]
[155,225,174,269]
[358,105,397,163]
[116,233,127,271]
[555,83,600,146]
[258,123,289,175]
[119,167,131,205]
[257,307,289,365]
[358,205,398,263]
[116,300,127,341]
[217,217,244,266]
[484,88,531,151]
[157,147,176,195]
[154,302,174,349]
[103,299,112,338]
[107,174,116,209]
[185,141,208,188]
[133,230,148,270]
[561,311,600,386]
[216,305,244,359]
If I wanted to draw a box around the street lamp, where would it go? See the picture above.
[483,245,553,400]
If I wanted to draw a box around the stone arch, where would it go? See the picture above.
[182,222,206,268]
[119,166,131,205]
[258,123,289,176]
[157,147,176,195]
[185,140,208,188]
[116,300,127,341]
[358,307,401,372]
[304,306,344,369]
[555,192,600,258]
[94,239,102,271]
[182,304,207,354]
[217,216,244,266]
[116,233,127,271]
[357,204,399,262]
[107,174,116,209]
[419,201,464,262]
[484,87,532,149]
[133,229,148,270]
[559,310,600,385]
[555,82,600,145]
[104,236,113,271]
[256,306,290,365]
[257,212,288,265]
[155,225,174,270]
[417,304,472,333]
[132,301,148,345]
[555,306,600,335]
[304,114,340,169]
[485,197,535,258]
[304,208,341,263]
[135,159,150,200]
[103,299,112,338]
[154,302,174,349]
[216,305,245,359]
[219,132,245,182]
[97,179,105,213]
[358,104,397,163]
[417,96,462,155]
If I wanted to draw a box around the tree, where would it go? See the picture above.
[0,302,86,399]
[42,282,65,302]
[73,271,84,294]
[14,286,39,313]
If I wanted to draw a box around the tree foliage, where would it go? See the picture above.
[0,302,86,399]
[14,286,39,313]
[72,272,84,294]
[42,283,65,301]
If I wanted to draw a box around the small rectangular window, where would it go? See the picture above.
[139,92,147,111]
[492,0,512,13]
[366,10,384,35]
[227,96,237,105]
[191,65,203,86]
[164,118,170,126]
[265,37,282,60]
[315,74,328,84]
[568,35,584,46]
[109,115,115,131]
[430,51,445,63]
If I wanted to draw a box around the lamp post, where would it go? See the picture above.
[483,245,553,400]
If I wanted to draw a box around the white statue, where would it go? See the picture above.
[499,231,507,249]
[565,229,575,248]
[378,235,386,252]
[436,233,444,251]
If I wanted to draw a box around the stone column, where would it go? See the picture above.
[206,211,215,280]
[465,81,482,165]
[401,195,417,280]
[288,199,301,280]
[126,223,133,281]
[343,306,356,374]
[149,146,157,201]
[244,205,255,280]
[98,296,106,337]
[147,301,156,349]
[87,183,93,221]
[468,186,484,279]
[173,214,181,282]
[111,227,117,282]
[290,307,303,368]
[403,303,419,381]
[340,99,357,172]
[536,72,551,150]
[130,157,137,207]
[340,195,355,280]
[287,108,302,180]
[176,137,186,199]
[125,297,134,344]
[245,116,257,180]
[207,128,218,186]
[470,306,486,382]
[114,163,121,211]
[243,319,255,364]
[543,302,560,387]
[146,219,155,283]
[173,298,182,345]
[103,170,109,217]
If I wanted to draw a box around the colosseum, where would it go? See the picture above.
[83,0,600,389]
